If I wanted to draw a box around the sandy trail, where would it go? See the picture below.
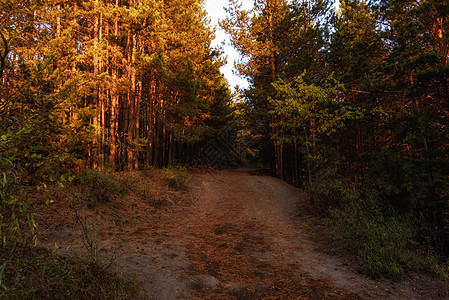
[41,169,448,299]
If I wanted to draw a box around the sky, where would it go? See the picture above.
[204,0,253,91]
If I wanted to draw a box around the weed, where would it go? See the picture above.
[309,157,448,280]
[0,246,140,299]
[329,195,446,280]
[120,172,153,201]
[72,169,126,207]
[161,166,191,190]
[0,156,37,250]
[72,205,103,262]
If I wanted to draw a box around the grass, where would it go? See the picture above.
[119,171,169,208]
[68,168,191,209]
[71,169,127,208]
[0,246,140,299]
[326,190,449,281]
[160,166,191,191]
[0,166,195,298]
[305,160,449,281]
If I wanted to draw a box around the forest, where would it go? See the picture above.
[1,0,449,296]
[223,0,449,278]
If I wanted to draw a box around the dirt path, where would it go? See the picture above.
[40,169,448,299]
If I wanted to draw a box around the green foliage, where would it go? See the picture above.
[311,148,449,280]
[329,190,438,280]
[120,172,153,201]
[270,74,366,187]
[0,204,37,251]
[354,216,410,280]
[362,145,449,249]
[0,55,95,183]
[270,74,365,145]
[0,246,140,299]
[0,156,23,204]
[72,169,126,208]
[307,149,358,213]
[328,0,381,83]
[161,166,191,191]
[0,156,37,251]
[119,171,169,208]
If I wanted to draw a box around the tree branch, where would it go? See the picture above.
[0,30,9,79]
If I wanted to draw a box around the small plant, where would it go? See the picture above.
[161,166,191,190]
[72,206,102,263]
[0,156,37,250]
[0,246,140,298]
[0,204,38,250]
[0,264,6,291]
[120,172,152,201]
[308,168,358,214]
[329,191,444,280]
[72,169,126,207]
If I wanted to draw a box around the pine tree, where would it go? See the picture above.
[1,0,233,175]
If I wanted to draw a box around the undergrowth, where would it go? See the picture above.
[308,155,449,281]
[120,172,152,200]
[68,168,189,208]
[0,163,141,298]
[160,166,191,191]
[0,156,37,250]
[71,169,127,208]
[329,197,443,280]
[0,166,192,298]
[0,246,140,299]
[119,171,169,207]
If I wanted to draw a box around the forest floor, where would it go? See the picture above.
[35,169,449,299]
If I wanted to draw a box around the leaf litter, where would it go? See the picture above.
[30,169,448,299]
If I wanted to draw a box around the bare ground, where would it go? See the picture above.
[36,169,449,299]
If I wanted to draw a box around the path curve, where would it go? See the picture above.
[129,170,447,299]
[39,169,448,299]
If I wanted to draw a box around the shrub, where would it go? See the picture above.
[308,167,358,214]
[120,172,153,201]
[161,166,191,190]
[329,191,442,280]
[72,169,126,207]
[0,246,140,298]
[0,156,37,250]
[310,147,449,280]
[306,147,358,214]
[363,148,449,250]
